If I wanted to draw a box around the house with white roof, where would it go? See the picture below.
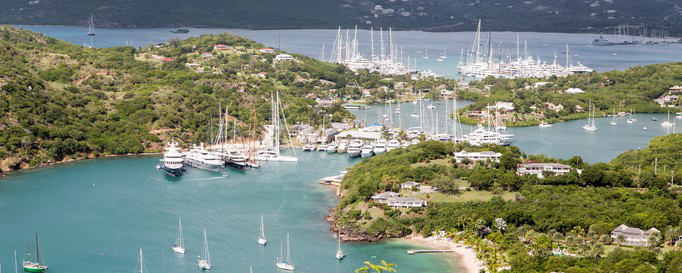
[611,224,660,247]
[454,151,502,163]
[371,192,400,203]
[401,181,420,189]
[517,163,571,178]
[565,88,585,94]
[275,54,294,61]
[386,197,427,208]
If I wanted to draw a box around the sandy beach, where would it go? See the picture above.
[401,235,483,273]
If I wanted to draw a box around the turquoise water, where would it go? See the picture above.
[14,25,682,78]
[0,152,456,272]
[349,100,678,163]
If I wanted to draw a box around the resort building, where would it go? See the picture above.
[259,48,275,54]
[371,192,400,203]
[453,151,502,163]
[517,163,571,178]
[401,181,420,189]
[385,197,427,208]
[610,224,660,247]
[213,44,230,50]
[275,54,295,61]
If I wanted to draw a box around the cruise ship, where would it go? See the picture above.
[184,143,224,171]
[159,141,185,176]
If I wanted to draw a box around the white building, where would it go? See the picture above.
[517,163,571,178]
[371,192,400,203]
[611,224,660,247]
[453,151,502,163]
[565,88,585,94]
[275,54,295,61]
[493,102,515,112]
[401,181,420,189]
[386,197,427,208]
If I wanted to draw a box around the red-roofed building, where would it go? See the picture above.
[160,57,175,63]
[259,48,275,54]
[214,44,230,50]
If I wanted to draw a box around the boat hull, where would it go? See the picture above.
[184,159,224,171]
[162,166,184,176]
[225,160,246,170]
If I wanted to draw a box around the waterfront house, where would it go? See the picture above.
[386,197,427,208]
[275,54,295,61]
[610,224,660,247]
[213,44,230,50]
[453,151,502,163]
[493,102,515,112]
[371,192,400,203]
[517,163,571,178]
[259,48,275,54]
[401,181,420,190]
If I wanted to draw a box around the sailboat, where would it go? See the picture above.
[87,14,96,36]
[582,101,597,131]
[627,109,637,123]
[136,248,148,273]
[423,46,428,59]
[335,232,345,260]
[198,229,211,270]
[256,91,298,162]
[276,234,295,271]
[661,111,674,127]
[172,217,186,254]
[258,214,267,246]
[610,110,617,125]
[22,234,47,272]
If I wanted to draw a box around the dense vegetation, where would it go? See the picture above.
[459,63,682,126]
[337,134,682,272]
[2,0,682,35]
[0,26,450,172]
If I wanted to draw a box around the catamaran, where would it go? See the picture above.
[22,234,47,272]
[87,14,95,36]
[335,232,345,260]
[582,101,597,131]
[276,234,295,271]
[661,111,675,127]
[258,214,267,246]
[172,217,185,254]
[159,141,184,176]
[198,229,211,270]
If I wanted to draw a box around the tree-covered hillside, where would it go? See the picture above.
[1,0,682,35]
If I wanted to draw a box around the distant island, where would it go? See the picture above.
[1,0,682,35]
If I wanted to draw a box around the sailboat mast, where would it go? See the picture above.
[139,249,144,273]
[286,233,291,262]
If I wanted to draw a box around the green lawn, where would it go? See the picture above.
[410,158,453,168]
[410,190,516,203]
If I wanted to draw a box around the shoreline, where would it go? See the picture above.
[399,235,483,273]
[0,152,160,177]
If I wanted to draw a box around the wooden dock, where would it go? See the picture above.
[407,249,455,255]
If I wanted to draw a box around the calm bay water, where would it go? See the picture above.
[349,100,679,163]
[0,152,456,272]
[14,25,682,78]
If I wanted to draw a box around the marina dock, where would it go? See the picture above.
[407,249,455,255]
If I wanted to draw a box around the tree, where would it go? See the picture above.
[494,218,507,233]
[355,260,397,273]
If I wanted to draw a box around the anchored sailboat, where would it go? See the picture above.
[87,14,95,36]
[198,229,211,270]
[582,101,597,131]
[256,91,298,162]
[136,248,148,273]
[22,234,47,272]
[172,217,186,254]
[258,214,267,246]
[335,232,345,260]
[661,111,674,127]
[276,234,295,271]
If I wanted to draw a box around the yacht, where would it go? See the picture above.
[276,234,295,271]
[386,139,401,151]
[198,229,211,270]
[410,113,419,118]
[360,144,375,158]
[337,141,348,153]
[226,150,247,169]
[463,125,513,146]
[258,214,267,246]
[256,148,298,162]
[609,110,617,125]
[582,101,597,131]
[347,140,363,158]
[627,109,637,123]
[373,140,388,154]
[661,111,675,127]
[303,143,316,151]
[317,143,329,152]
[335,232,345,260]
[22,234,48,272]
[172,217,185,254]
[184,143,224,171]
[538,122,552,128]
[326,143,339,153]
[427,104,436,110]
[676,112,682,119]
[159,141,184,176]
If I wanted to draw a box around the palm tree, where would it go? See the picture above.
[355,261,397,273]
[616,234,626,246]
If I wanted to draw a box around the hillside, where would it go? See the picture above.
[0,26,451,173]
[2,0,682,35]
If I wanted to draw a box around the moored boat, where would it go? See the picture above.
[159,141,184,176]
[347,140,363,158]
[360,144,374,158]
[22,234,47,273]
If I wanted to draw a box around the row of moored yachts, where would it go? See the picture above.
[158,142,262,176]
[303,139,413,158]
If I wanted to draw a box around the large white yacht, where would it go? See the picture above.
[386,139,401,151]
[326,143,339,153]
[337,140,348,153]
[256,148,299,162]
[226,150,248,169]
[373,139,388,154]
[160,141,184,176]
[463,125,513,146]
[184,143,224,171]
[360,144,375,158]
[347,140,363,158]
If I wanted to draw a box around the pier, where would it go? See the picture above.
[407,249,455,255]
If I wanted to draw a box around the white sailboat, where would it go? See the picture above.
[136,248,148,273]
[276,234,295,271]
[538,121,552,128]
[258,214,267,246]
[335,232,345,260]
[627,109,637,123]
[198,229,211,270]
[661,111,674,127]
[610,110,617,125]
[87,14,96,36]
[256,91,298,162]
[172,217,185,254]
[582,101,597,131]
